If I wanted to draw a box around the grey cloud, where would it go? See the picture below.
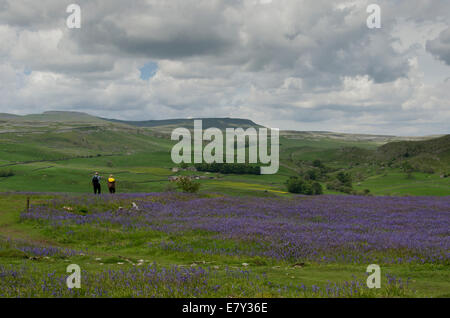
[381,0,450,24]
[0,0,413,82]
[0,0,67,29]
[67,0,241,59]
[0,0,449,135]
[427,27,450,65]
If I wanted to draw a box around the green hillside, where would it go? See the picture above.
[0,111,448,196]
[104,117,263,135]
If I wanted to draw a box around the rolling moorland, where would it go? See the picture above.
[0,111,448,196]
[0,111,448,297]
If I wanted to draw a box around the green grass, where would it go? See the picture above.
[1,136,448,196]
[0,118,448,196]
[355,171,450,196]
[0,117,448,297]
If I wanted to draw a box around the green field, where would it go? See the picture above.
[0,112,448,298]
[1,131,448,197]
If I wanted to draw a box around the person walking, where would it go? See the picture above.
[92,172,102,195]
[107,174,116,194]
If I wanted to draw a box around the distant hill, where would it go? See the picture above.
[23,111,107,123]
[102,117,263,131]
[0,111,107,123]
[320,135,450,174]
[0,111,263,131]
[377,134,450,160]
[0,111,446,143]
[331,135,450,162]
[0,113,21,120]
[280,130,442,144]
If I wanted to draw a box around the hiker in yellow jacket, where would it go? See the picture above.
[107,175,116,194]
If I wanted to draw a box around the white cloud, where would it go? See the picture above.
[0,0,449,135]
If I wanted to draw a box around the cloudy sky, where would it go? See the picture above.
[0,0,449,136]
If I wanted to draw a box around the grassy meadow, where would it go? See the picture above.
[0,112,448,298]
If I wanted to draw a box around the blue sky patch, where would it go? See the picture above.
[140,61,158,80]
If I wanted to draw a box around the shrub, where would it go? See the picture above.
[325,171,354,194]
[0,169,14,177]
[401,161,414,179]
[78,207,88,214]
[326,180,353,194]
[286,177,322,195]
[313,159,325,169]
[287,177,304,194]
[304,169,319,181]
[336,172,352,187]
[311,182,323,195]
[195,163,260,175]
[312,159,324,168]
[180,162,189,169]
[176,176,201,193]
